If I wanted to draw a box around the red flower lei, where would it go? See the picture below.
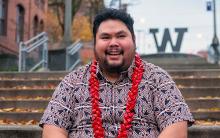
[89,54,144,138]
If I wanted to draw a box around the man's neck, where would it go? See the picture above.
[102,70,121,83]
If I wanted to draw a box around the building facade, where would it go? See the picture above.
[0,0,48,55]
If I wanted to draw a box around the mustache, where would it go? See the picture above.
[105,47,124,55]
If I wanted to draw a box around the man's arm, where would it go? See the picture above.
[42,124,68,138]
[158,121,188,138]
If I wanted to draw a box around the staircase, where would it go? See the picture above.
[169,69,220,138]
[0,68,220,137]
[141,53,220,70]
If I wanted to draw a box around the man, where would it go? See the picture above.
[40,8,194,138]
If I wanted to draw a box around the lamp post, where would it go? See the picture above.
[211,0,219,64]
[63,0,72,47]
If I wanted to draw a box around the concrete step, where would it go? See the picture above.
[0,125,42,138]
[168,69,220,78]
[0,100,49,109]
[192,111,220,121]
[141,53,220,70]
[0,112,42,121]
[141,53,208,63]
[157,64,220,70]
[188,125,220,138]
[0,71,67,80]
[174,78,220,87]
[0,80,60,88]
[180,87,220,98]
[0,125,220,138]
[186,98,220,110]
[0,88,54,98]
[143,57,208,64]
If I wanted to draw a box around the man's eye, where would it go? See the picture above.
[118,35,126,38]
[101,36,110,39]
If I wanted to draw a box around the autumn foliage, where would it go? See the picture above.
[72,15,93,42]
[45,9,92,43]
[45,9,62,42]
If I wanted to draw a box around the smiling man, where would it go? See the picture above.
[94,19,135,82]
[40,8,194,138]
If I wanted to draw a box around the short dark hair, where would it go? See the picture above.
[93,8,135,44]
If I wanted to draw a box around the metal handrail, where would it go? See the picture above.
[66,40,82,71]
[18,32,48,72]
[26,38,48,52]
[24,32,46,45]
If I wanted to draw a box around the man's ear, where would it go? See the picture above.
[133,35,136,44]
[133,36,136,48]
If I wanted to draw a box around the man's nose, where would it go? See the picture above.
[109,38,119,46]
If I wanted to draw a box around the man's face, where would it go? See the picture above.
[94,19,135,73]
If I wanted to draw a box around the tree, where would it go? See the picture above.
[48,0,82,35]
[72,15,92,42]
[45,9,63,43]
[46,0,105,43]
[85,0,105,24]
[46,10,92,43]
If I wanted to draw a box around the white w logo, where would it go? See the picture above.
[149,28,188,52]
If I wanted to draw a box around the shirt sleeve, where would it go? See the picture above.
[152,67,194,131]
[39,79,75,131]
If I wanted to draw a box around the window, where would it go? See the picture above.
[16,5,25,43]
[33,15,39,36]
[39,20,44,32]
[0,0,7,36]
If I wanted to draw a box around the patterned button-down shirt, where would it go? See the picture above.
[40,60,194,138]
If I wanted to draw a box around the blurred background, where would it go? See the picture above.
[0,1,220,138]
[1,0,220,71]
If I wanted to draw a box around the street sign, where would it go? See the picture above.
[206,1,212,11]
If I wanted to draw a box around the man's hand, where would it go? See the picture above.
[42,124,68,138]
[158,121,188,138]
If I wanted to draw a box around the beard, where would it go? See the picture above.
[102,58,126,73]
[94,47,129,74]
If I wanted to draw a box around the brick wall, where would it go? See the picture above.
[0,0,48,56]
